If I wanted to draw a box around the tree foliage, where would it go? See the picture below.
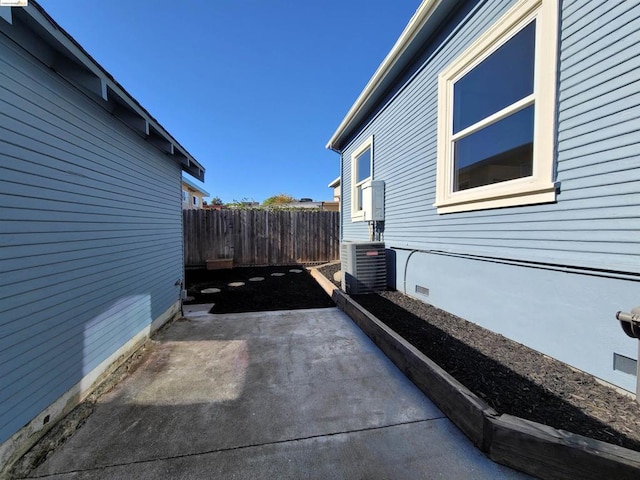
[262,193,295,206]
[226,197,259,209]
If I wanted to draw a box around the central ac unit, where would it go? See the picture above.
[341,241,386,294]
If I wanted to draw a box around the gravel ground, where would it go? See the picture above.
[318,263,640,451]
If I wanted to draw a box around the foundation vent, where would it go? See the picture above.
[415,285,429,296]
[613,353,637,376]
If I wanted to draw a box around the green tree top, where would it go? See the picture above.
[262,193,295,206]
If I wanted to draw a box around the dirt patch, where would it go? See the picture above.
[185,265,335,313]
[317,263,640,451]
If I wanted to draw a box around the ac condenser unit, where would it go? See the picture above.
[341,241,386,294]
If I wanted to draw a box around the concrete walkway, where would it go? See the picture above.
[29,307,530,479]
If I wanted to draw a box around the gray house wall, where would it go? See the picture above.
[0,6,190,460]
[338,0,640,392]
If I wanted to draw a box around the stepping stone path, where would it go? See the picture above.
[228,282,245,287]
[289,269,303,273]
[200,288,221,294]
[271,273,286,277]
[249,277,265,282]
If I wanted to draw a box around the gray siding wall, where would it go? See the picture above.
[0,31,183,442]
[339,0,640,391]
[341,0,640,275]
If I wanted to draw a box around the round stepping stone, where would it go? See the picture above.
[289,269,303,273]
[200,288,221,294]
[249,277,264,282]
[271,273,285,277]
[228,282,245,287]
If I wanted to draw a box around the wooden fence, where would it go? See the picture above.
[184,209,340,267]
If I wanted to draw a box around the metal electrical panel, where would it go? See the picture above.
[363,180,385,221]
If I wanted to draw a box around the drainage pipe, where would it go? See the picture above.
[391,246,640,283]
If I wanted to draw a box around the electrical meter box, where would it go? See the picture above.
[362,180,385,221]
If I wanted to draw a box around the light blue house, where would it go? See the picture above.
[0,2,205,470]
[328,0,640,396]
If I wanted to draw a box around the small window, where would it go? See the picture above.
[192,196,199,207]
[434,0,558,214]
[182,190,188,202]
[351,136,373,221]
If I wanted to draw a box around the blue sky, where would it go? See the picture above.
[37,0,422,203]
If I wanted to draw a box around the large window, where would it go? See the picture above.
[351,135,373,221]
[434,0,558,214]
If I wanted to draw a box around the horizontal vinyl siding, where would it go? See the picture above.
[0,31,183,442]
[341,0,640,275]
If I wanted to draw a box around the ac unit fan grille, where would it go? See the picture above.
[341,242,386,294]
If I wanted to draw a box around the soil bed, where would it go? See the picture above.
[185,265,335,313]
[318,263,640,451]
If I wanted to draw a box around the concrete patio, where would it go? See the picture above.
[27,306,529,479]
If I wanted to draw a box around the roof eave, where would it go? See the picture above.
[6,1,205,181]
[326,0,453,152]
[181,176,210,197]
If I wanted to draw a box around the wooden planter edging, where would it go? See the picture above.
[309,267,640,480]
[206,258,233,270]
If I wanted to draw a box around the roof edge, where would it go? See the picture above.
[11,1,206,181]
[326,0,443,152]
[181,176,210,197]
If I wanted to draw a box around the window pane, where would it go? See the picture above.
[453,21,535,134]
[356,148,371,183]
[454,105,534,191]
[356,185,363,211]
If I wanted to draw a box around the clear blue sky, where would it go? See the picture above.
[38,0,422,204]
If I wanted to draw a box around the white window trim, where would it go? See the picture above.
[350,135,373,221]
[434,0,558,214]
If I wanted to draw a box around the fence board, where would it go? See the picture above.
[183,209,340,267]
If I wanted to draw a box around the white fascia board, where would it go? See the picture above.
[326,0,443,152]
[22,1,205,178]
[328,177,340,188]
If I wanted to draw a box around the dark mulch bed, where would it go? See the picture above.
[185,265,335,313]
[318,263,640,452]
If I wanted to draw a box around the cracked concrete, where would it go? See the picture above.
[23,308,529,479]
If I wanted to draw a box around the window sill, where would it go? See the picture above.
[434,182,557,214]
[351,211,365,222]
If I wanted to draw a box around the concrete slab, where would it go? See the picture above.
[200,287,220,294]
[30,308,529,479]
[35,421,523,480]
